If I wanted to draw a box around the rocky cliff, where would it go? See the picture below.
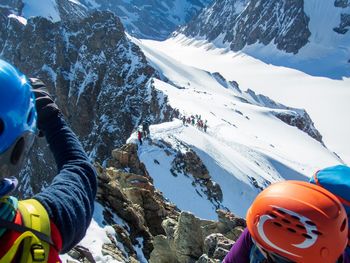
[67,143,245,263]
[79,0,214,40]
[3,0,214,40]
[178,0,350,57]
[178,0,311,54]
[0,10,175,193]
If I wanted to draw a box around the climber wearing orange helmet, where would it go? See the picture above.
[223,181,349,263]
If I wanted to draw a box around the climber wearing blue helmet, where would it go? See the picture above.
[0,59,97,262]
[0,59,37,182]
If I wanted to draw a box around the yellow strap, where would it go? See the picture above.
[18,199,51,263]
[0,231,41,263]
[0,199,51,263]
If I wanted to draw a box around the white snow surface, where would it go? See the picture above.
[126,36,343,220]
[60,202,128,262]
[8,14,27,25]
[22,0,61,22]
[139,36,350,165]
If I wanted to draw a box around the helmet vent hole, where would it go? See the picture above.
[305,220,316,226]
[269,213,277,218]
[276,209,286,215]
[282,219,291,224]
[311,230,322,236]
[273,222,282,227]
[296,224,306,230]
[11,137,25,165]
[287,228,296,233]
[340,219,347,232]
[291,215,300,221]
[302,233,312,239]
[0,119,4,135]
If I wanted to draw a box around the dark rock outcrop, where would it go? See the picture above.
[172,150,224,207]
[334,13,350,34]
[179,0,311,54]
[245,89,324,145]
[274,111,324,144]
[68,144,245,262]
[335,0,350,8]
[0,10,175,193]
[79,0,214,40]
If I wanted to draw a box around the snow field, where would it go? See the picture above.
[127,77,339,220]
[140,36,350,164]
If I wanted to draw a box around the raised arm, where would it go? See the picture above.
[31,79,97,253]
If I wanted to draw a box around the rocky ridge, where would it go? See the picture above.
[78,0,214,40]
[67,143,245,263]
[245,89,324,144]
[0,10,176,193]
[3,0,214,40]
[178,0,350,56]
[178,0,311,54]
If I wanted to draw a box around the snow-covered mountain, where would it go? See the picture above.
[131,37,342,219]
[177,0,350,79]
[1,1,349,261]
[79,0,214,40]
[61,35,344,262]
[0,9,176,194]
[7,0,214,40]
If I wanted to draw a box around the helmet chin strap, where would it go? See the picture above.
[0,177,18,197]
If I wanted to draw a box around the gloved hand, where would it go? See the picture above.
[29,78,60,135]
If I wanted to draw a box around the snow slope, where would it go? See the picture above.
[61,202,147,262]
[178,0,350,79]
[124,36,343,220]
[22,0,61,22]
[140,36,350,165]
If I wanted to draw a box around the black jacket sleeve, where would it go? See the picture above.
[34,114,97,253]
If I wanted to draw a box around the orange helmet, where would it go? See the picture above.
[247,181,348,263]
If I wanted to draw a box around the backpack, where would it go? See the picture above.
[0,199,54,263]
[310,165,350,211]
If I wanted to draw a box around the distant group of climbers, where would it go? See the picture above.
[1,59,350,263]
[181,114,208,132]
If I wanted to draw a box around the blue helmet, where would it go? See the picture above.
[0,59,37,178]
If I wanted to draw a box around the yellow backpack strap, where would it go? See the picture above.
[0,231,43,263]
[0,199,54,263]
[18,199,51,263]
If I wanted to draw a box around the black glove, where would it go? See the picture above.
[30,78,60,135]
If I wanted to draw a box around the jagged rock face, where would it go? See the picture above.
[0,10,175,192]
[0,0,23,14]
[174,212,204,262]
[5,0,214,39]
[172,150,224,207]
[89,143,245,262]
[97,143,180,258]
[274,111,324,144]
[203,233,234,261]
[179,0,311,54]
[245,89,324,145]
[79,0,214,40]
[150,210,245,263]
[334,13,350,34]
[55,0,88,21]
[335,0,350,8]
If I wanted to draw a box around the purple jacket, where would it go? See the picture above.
[223,228,350,263]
